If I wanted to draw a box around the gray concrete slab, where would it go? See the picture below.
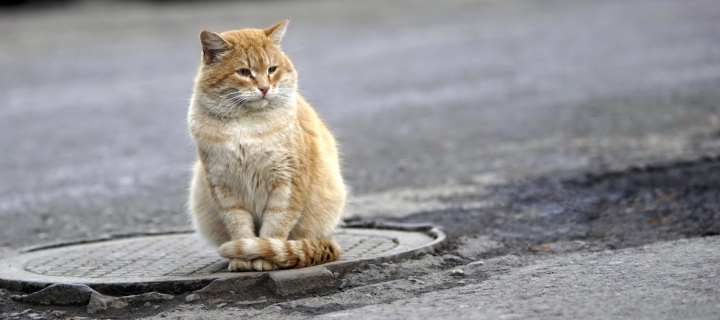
[159,235,715,320]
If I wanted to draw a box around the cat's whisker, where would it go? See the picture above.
[282,46,306,53]
[297,89,314,99]
[213,92,237,110]
[212,91,252,117]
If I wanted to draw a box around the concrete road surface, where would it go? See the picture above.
[0,0,719,318]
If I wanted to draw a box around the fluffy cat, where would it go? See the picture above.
[187,19,346,272]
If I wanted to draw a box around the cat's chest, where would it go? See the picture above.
[195,118,295,208]
[207,139,291,214]
[217,138,290,181]
[202,122,293,175]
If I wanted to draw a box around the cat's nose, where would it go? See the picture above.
[258,86,270,96]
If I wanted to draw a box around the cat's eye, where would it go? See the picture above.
[268,66,277,74]
[237,68,252,77]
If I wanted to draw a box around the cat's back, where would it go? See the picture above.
[294,96,339,152]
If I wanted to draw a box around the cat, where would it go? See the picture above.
[187,19,346,272]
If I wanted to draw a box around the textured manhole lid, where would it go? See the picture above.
[0,224,444,295]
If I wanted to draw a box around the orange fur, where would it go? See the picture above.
[187,19,346,271]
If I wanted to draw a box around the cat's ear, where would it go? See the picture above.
[265,19,290,46]
[200,29,229,64]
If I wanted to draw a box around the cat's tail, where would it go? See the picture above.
[217,238,341,269]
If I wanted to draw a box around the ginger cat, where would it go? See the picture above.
[187,19,346,271]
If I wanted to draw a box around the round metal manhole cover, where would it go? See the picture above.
[0,226,444,294]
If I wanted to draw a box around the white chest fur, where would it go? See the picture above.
[195,118,295,221]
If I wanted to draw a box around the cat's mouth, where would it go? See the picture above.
[243,98,270,110]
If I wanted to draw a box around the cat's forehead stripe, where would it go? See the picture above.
[239,49,270,68]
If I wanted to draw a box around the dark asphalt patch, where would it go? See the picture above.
[392,155,720,254]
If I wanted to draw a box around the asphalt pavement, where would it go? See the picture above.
[0,0,719,318]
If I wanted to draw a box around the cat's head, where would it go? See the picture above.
[194,19,296,114]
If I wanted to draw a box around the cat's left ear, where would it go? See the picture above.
[265,19,290,46]
[200,29,229,64]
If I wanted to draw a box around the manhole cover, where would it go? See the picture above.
[0,225,444,296]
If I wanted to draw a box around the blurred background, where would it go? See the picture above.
[1,0,719,254]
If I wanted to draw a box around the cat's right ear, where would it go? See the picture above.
[265,19,290,46]
[200,29,229,64]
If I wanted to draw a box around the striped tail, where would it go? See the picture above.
[217,238,341,269]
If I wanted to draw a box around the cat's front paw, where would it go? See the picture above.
[252,259,279,271]
[228,258,254,272]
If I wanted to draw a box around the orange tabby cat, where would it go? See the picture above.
[187,19,346,271]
